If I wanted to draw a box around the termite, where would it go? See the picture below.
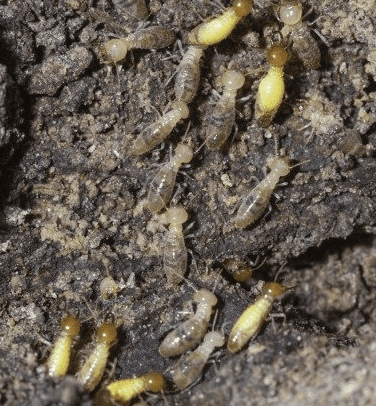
[47,315,80,378]
[162,205,190,286]
[174,45,206,104]
[130,101,189,156]
[206,69,245,150]
[148,143,194,213]
[94,372,166,405]
[223,256,266,282]
[255,45,288,127]
[103,26,175,64]
[227,281,287,353]
[277,1,321,70]
[76,322,117,392]
[187,0,253,47]
[234,156,291,229]
[159,288,218,357]
[170,330,225,390]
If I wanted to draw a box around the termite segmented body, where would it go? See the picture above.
[159,288,217,357]
[103,26,175,64]
[175,45,205,104]
[130,101,189,156]
[278,1,320,69]
[94,372,166,405]
[148,143,194,213]
[187,0,253,47]
[206,69,245,150]
[234,156,291,229]
[162,205,190,286]
[227,282,287,353]
[170,331,225,390]
[255,45,288,127]
[76,323,117,391]
[47,315,80,378]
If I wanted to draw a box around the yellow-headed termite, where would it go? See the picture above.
[94,372,166,405]
[227,281,287,353]
[255,45,288,127]
[187,0,253,47]
[76,322,117,391]
[148,143,194,213]
[174,45,206,104]
[206,69,245,150]
[277,1,321,70]
[130,101,189,156]
[234,156,292,229]
[162,205,191,286]
[103,26,175,64]
[47,315,80,378]
[170,330,225,390]
[159,288,218,357]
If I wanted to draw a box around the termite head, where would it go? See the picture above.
[221,70,245,90]
[267,45,289,68]
[143,372,167,392]
[175,143,194,164]
[266,156,291,176]
[204,331,225,347]
[96,322,117,345]
[261,282,287,298]
[165,205,188,226]
[99,276,119,300]
[232,0,253,17]
[61,315,80,338]
[171,101,190,119]
[279,1,303,26]
[103,38,129,64]
[193,288,217,307]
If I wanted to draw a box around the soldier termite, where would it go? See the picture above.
[147,142,194,213]
[277,1,322,70]
[170,330,225,390]
[162,205,191,286]
[255,45,288,127]
[103,26,175,64]
[187,0,253,47]
[94,372,166,405]
[130,101,189,156]
[76,322,117,392]
[234,156,292,229]
[47,315,80,378]
[206,69,245,151]
[174,45,206,104]
[227,281,288,353]
[159,288,218,357]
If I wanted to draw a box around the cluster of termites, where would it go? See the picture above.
[44,0,333,402]
[47,278,288,403]
[97,0,326,287]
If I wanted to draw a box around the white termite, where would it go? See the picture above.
[159,288,218,357]
[130,101,190,156]
[206,69,245,150]
[174,45,205,104]
[277,1,321,69]
[170,331,225,390]
[234,156,291,229]
[147,143,194,213]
